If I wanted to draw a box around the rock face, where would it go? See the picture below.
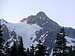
[20,11,75,55]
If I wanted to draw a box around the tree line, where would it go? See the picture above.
[0,23,75,56]
[0,23,48,56]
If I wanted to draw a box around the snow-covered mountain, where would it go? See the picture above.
[0,11,75,56]
[0,19,41,48]
[20,11,75,55]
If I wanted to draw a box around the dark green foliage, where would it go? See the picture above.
[53,27,67,56]
[0,24,75,56]
[53,27,75,56]
[71,46,75,56]
[0,24,4,49]
[18,36,25,56]
[35,40,48,56]
[10,42,17,56]
[0,24,5,56]
[26,48,30,56]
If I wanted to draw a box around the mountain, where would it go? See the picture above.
[20,11,75,55]
[0,11,75,56]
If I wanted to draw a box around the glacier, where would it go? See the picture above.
[1,19,42,48]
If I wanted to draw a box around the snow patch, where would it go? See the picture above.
[65,36,75,46]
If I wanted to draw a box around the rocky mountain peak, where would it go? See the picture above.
[37,11,46,17]
[20,11,60,30]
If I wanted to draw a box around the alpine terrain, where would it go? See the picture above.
[0,11,75,56]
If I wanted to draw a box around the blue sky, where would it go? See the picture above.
[0,0,75,28]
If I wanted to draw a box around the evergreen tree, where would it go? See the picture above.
[71,46,75,56]
[53,27,73,56]
[10,41,17,56]
[0,23,5,56]
[35,40,48,56]
[69,46,72,56]
[18,36,25,56]
[53,27,66,56]
[30,44,35,56]
[26,48,30,56]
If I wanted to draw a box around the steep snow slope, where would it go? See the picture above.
[2,21,41,48]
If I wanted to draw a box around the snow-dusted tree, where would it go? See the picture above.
[53,27,73,56]
[35,40,48,56]
[53,27,66,56]
[0,23,5,56]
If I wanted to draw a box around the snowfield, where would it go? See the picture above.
[2,20,42,48]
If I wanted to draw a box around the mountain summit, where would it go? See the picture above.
[20,11,60,30]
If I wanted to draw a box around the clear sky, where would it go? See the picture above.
[0,0,75,28]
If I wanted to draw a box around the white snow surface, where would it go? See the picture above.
[65,36,75,46]
[4,22,42,48]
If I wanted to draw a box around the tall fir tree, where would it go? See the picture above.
[71,46,75,56]
[35,40,48,56]
[26,48,30,56]
[53,27,66,56]
[53,27,73,56]
[18,36,25,56]
[10,41,17,56]
[0,23,5,56]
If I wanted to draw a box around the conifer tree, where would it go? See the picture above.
[18,36,25,56]
[10,41,17,56]
[0,23,4,56]
[52,27,74,56]
[72,46,75,56]
[35,40,48,56]
[53,27,66,56]
[69,46,72,56]
[26,48,30,56]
